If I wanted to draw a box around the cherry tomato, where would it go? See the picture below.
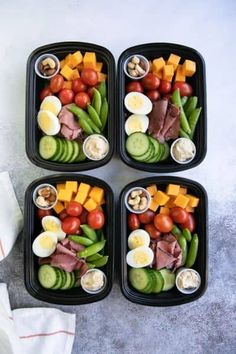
[81,68,98,86]
[74,92,91,109]
[87,210,105,230]
[49,74,64,93]
[126,81,144,93]
[66,201,83,217]
[180,213,196,233]
[145,90,160,102]
[72,78,87,93]
[59,210,68,221]
[141,73,160,90]
[144,223,161,240]
[172,82,193,97]
[37,208,53,219]
[58,89,74,105]
[79,208,88,224]
[62,216,81,234]
[87,86,95,99]
[39,87,52,101]
[159,80,172,95]
[154,214,173,233]
[128,213,140,230]
[138,210,155,224]
[169,207,188,224]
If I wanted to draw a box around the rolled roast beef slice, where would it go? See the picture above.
[155,247,177,270]
[59,105,81,130]
[61,125,73,140]
[165,114,180,141]
[160,103,180,138]
[148,99,168,140]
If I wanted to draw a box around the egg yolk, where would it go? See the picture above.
[132,235,144,247]
[44,221,60,232]
[128,95,143,109]
[134,251,149,265]
[40,114,53,131]
[39,235,55,249]
[41,102,57,115]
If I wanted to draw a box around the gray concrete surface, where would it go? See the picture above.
[0,0,236,353]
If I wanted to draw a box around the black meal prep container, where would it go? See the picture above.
[24,174,114,305]
[26,42,116,172]
[117,43,207,172]
[119,176,208,306]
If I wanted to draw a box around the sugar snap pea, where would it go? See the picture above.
[185,233,199,267]
[181,96,188,106]
[69,235,94,246]
[189,107,202,139]
[86,263,95,269]
[92,255,109,267]
[87,104,102,128]
[98,81,106,98]
[78,117,94,135]
[87,253,103,262]
[78,240,106,258]
[172,225,182,238]
[100,97,108,131]
[92,88,102,115]
[69,104,100,134]
[80,224,98,243]
[178,235,188,266]
[182,228,192,242]
[179,128,190,139]
[172,89,191,134]
[185,96,198,118]
[96,229,105,254]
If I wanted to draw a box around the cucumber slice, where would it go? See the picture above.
[63,140,74,163]
[38,265,60,289]
[51,268,64,289]
[144,137,159,163]
[151,270,164,293]
[51,138,63,162]
[75,143,87,162]
[159,142,170,161]
[126,132,150,157]
[60,271,72,290]
[129,268,150,292]
[159,269,176,291]
[69,271,76,288]
[59,139,68,162]
[140,270,155,293]
[39,136,59,160]
[68,141,79,163]
[131,143,153,161]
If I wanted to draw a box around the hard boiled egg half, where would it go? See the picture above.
[42,216,66,241]
[40,96,62,116]
[124,92,152,115]
[37,110,61,135]
[125,114,149,136]
[128,229,150,249]
[126,246,154,268]
[32,231,57,257]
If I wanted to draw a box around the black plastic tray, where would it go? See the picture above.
[119,176,208,306]
[26,42,115,172]
[117,43,207,172]
[24,174,114,305]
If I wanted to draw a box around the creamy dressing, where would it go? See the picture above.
[81,270,105,292]
[84,135,109,160]
[177,270,200,290]
[173,139,195,162]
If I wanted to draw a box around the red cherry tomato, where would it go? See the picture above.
[145,90,160,102]
[172,82,193,97]
[138,210,155,224]
[66,201,83,217]
[74,92,91,109]
[180,213,196,233]
[81,68,98,86]
[37,208,53,219]
[159,80,172,95]
[59,210,68,221]
[58,89,74,105]
[128,213,140,230]
[72,78,88,93]
[169,207,188,224]
[144,223,161,240]
[87,86,95,99]
[154,214,173,233]
[39,87,52,101]
[79,208,88,224]
[126,81,144,93]
[62,216,81,234]
[49,74,64,93]
[87,210,105,230]
[141,73,160,90]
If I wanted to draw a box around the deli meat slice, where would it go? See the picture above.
[164,114,180,141]
[155,233,183,270]
[50,254,79,273]
[61,125,73,140]
[148,99,168,140]
[59,105,81,131]
[69,240,85,252]
[160,103,180,139]
[56,243,76,257]
[155,247,176,269]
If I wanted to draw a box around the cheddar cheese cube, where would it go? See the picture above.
[174,194,190,209]
[56,183,66,192]
[60,64,74,81]
[166,184,180,196]
[185,194,199,208]
[165,197,176,209]
[167,54,181,71]
[53,201,65,214]
[78,183,91,194]
[97,72,107,82]
[146,184,158,197]
[182,60,196,77]
[149,198,159,212]
[153,191,170,206]
[60,59,65,69]
[77,63,84,71]
[65,181,78,194]
[83,52,97,70]
[58,189,73,202]
[95,62,103,72]
[175,64,186,82]
[71,69,80,80]
[152,57,165,72]
[65,54,72,66]
[89,187,104,205]
[185,206,194,213]
[63,81,72,90]
[179,187,187,195]
[163,65,174,82]
[84,198,98,212]
[69,51,83,68]
[74,191,87,205]
[148,61,153,72]
[160,206,170,215]
[153,70,163,80]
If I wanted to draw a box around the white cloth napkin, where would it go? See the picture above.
[0,284,76,354]
[0,172,23,261]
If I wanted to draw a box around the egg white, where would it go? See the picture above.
[40,95,62,116]
[37,110,61,135]
[32,231,57,257]
[42,216,66,241]
[124,92,152,115]
[128,229,150,250]
[126,246,154,268]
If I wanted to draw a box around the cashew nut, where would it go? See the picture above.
[139,197,148,209]
[127,62,135,69]
[131,56,140,65]
[135,64,146,75]
[128,195,141,205]
[132,204,140,211]
[128,69,138,77]
[42,57,56,69]
[131,190,142,198]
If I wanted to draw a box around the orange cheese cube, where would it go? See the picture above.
[65,181,78,194]
[60,59,65,69]
[77,63,84,71]
[146,184,158,197]
[53,201,65,214]
[165,197,176,208]
[167,54,181,71]
[60,64,74,81]
[65,54,72,65]
[63,81,72,89]
[58,189,73,202]
[163,65,174,82]
[148,61,153,72]
[153,191,170,206]
[179,187,187,195]
[56,183,66,192]
[166,184,180,196]
[97,72,107,82]
[160,206,170,215]
[185,206,194,213]
[152,57,165,72]
[69,51,83,68]
[84,198,98,212]
[174,194,190,209]
[95,62,103,72]
[89,187,104,205]
[71,69,80,80]
[182,60,196,77]
[83,52,97,70]
[78,183,91,194]
[153,70,163,80]
[185,194,199,208]
[74,191,87,205]
[149,198,159,212]
[175,64,186,82]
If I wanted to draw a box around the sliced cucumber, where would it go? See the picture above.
[69,271,76,288]
[51,268,64,289]
[60,271,72,290]
[39,136,59,160]
[159,142,170,161]
[129,268,150,292]
[131,143,153,162]
[140,270,155,293]
[38,265,60,289]
[159,269,176,291]
[68,141,79,163]
[63,140,74,163]
[59,139,68,162]
[75,143,87,162]
[126,132,150,157]
[51,138,63,162]
[151,270,164,293]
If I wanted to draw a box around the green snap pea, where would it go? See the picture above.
[182,228,192,242]
[87,253,103,262]
[69,235,94,246]
[78,117,94,135]
[189,107,202,139]
[92,88,102,115]
[178,235,188,266]
[96,229,105,254]
[92,256,109,267]
[98,81,106,98]
[185,96,198,118]
[179,128,191,139]
[100,97,108,131]
[172,89,191,134]
[80,224,98,243]
[69,104,100,134]
[86,263,95,269]
[185,233,199,267]
[78,240,106,258]
[181,96,188,106]
[172,225,182,238]
[87,104,102,128]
